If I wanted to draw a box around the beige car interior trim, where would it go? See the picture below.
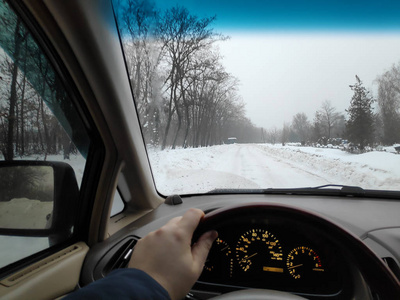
[108,209,153,237]
[0,242,89,300]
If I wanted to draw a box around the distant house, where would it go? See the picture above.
[227,137,237,144]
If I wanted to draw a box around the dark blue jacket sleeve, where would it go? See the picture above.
[64,268,171,300]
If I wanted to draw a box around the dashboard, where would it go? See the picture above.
[194,211,349,298]
[83,195,400,299]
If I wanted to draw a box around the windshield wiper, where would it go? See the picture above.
[208,185,400,199]
[273,184,365,197]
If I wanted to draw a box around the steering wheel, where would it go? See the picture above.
[193,203,400,299]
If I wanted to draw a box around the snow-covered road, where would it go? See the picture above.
[212,144,329,188]
[149,143,400,195]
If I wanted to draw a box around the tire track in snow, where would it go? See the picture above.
[212,144,329,188]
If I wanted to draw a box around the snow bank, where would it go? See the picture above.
[0,198,52,229]
[257,145,400,190]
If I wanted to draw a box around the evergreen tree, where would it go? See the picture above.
[346,75,375,150]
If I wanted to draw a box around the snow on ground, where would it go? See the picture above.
[148,144,400,195]
[0,198,52,229]
[0,199,53,268]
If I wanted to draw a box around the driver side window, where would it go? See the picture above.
[0,1,90,270]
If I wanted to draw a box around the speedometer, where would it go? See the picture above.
[235,229,283,273]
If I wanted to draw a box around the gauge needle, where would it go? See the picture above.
[287,264,303,270]
[221,246,229,252]
[241,252,258,262]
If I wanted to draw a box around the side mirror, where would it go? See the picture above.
[0,161,79,246]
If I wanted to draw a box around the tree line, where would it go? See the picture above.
[1,0,260,162]
[2,0,399,161]
[264,71,400,151]
[0,0,88,161]
[114,0,261,149]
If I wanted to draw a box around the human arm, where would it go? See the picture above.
[129,208,218,300]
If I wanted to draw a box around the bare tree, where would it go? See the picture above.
[315,100,341,140]
[281,122,290,146]
[113,2,262,148]
[376,63,400,145]
[114,0,163,143]
[292,113,311,144]
[267,127,279,145]
[2,17,28,160]
[156,6,223,149]
[0,3,86,160]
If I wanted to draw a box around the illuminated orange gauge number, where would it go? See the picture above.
[235,229,283,272]
[286,246,325,279]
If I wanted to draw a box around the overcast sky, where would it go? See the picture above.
[217,32,400,129]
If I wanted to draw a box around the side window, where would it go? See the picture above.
[0,1,90,269]
[111,190,125,217]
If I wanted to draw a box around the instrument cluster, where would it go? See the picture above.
[197,218,347,296]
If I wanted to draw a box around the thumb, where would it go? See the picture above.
[191,230,218,273]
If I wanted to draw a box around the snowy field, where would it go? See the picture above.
[148,143,400,195]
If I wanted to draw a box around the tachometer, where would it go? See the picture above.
[235,229,283,273]
[286,246,325,279]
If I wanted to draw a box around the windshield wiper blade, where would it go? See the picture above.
[293,184,365,196]
[208,185,365,197]
[208,185,400,199]
[261,184,365,197]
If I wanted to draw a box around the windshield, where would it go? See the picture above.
[113,0,400,195]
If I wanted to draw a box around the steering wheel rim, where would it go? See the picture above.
[193,203,400,299]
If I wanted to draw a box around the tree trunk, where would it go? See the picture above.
[19,69,27,156]
[36,95,44,154]
[171,72,182,149]
[181,82,190,148]
[5,19,26,161]
[41,98,49,156]
[161,65,177,150]
[6,62,19,161]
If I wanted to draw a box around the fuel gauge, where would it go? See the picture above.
[203,238,233,278]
